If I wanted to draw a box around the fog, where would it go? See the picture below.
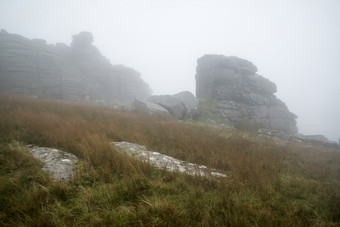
[1,0,339,141]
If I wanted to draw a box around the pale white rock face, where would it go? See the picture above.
[112,141,227,178]
[29,146,79,182]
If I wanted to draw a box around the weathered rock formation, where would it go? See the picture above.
[0,30,151,103]
[147,91,198,119]
[196,54,298,133]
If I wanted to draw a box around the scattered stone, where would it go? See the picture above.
[112,141,227,178]
[257,129,340,149]
[303,135,330,143]
[195,54,298,133]
[302,135,339,149]
[258,128,292,141]
[28,146,79,182]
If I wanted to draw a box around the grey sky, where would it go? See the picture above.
[1,0,339,141]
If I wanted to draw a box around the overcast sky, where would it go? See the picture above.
[1,0,339,141]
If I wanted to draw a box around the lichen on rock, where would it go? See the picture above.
[195,54,298,133]
[112,141,227,178]
[28,146,79,182]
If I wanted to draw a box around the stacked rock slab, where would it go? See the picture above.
[195,54,298,133]
[0,31,64,98]
[0,30,151,103]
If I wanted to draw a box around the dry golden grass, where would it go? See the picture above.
[0,94,340,226]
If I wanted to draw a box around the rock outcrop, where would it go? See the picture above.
[147,91,198,119]
[196,54,298,133]
[0,30,151,104]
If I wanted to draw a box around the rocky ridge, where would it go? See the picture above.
[1,30,336,143]
[0,30,151,104]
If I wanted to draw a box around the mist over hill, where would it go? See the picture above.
[1,0,339,141]
[1,29,339,145]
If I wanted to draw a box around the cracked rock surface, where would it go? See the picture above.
[29,146,79,182]
[113,141,227,178]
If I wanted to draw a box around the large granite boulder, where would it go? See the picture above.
[147,95,187,119]
[196,54,298,133]
[0,29,151,104]
[172,91,198,112]
[147,91,198,119]
[131,99,169,115]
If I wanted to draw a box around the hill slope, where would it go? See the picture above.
[0,95,339,226]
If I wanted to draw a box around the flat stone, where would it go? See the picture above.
[112,141,227,178]
[28,146,79,182]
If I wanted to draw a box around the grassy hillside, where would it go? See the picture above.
[0,94,339,226]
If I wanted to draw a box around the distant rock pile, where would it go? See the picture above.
[196,54,298,133]
[0,30,151,104]
[258,128,339,148]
